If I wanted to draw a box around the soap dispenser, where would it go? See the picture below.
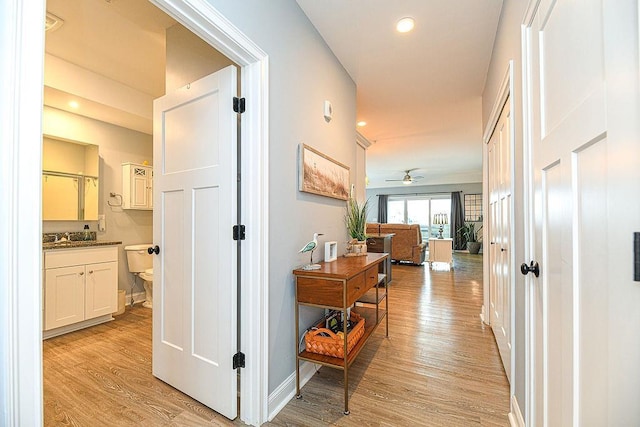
[83,224,91,241]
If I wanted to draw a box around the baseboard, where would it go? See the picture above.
[126,291,147,306]
[43,314,113,339]
[480,304,488,324]
[508,394,525,427]
[268,361,320,421]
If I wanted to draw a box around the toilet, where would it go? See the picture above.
[124,244,154,308]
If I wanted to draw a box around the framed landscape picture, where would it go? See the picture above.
[299,144,350,201]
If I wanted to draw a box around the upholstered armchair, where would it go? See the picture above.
[366,223,426,265]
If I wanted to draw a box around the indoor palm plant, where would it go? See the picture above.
[457,222,482,254]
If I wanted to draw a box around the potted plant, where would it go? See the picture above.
[345,198,369,255]
[457,222,482,254]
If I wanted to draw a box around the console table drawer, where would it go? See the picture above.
[297,277,343,307]
[365,266,379,288]
[346,273,366,306]
[296,272,369,308]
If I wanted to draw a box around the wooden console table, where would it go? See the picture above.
[293,253,389,415]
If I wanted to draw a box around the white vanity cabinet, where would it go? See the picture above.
[43,246,118,337]
[122,162,153,210]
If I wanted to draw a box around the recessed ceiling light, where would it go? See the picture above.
[68,101,79,109]
[396,17,415,33]
[357,121,367,127]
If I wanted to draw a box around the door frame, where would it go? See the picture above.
[482,60,517,416]
[0,0,270,425]
[521,2,538,425]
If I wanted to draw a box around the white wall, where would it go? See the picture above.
[481,0,529,418]
[42,106,153,296]
[205,0,357,394]
[165,23,237,92]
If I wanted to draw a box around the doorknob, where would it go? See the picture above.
[148,245,160,255]
[520,261,540,277]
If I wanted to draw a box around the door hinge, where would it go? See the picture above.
[233,352,245,369]
[233,224,246,241]
[233,97,245,114]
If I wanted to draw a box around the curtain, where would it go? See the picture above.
[451,192,465,250]
[377,195,388,223]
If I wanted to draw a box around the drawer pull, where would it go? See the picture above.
[79,271,84,276]
[88,270,94,274]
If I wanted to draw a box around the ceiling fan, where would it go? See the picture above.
[386,169,424,185]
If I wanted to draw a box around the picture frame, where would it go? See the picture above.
[324,241,338,262]
[298,143,350,201]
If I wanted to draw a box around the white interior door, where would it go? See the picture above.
[152,65,238,420]
[488,99,512,382]
[524,1,632,424]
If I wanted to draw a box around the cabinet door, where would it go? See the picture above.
[44,265,85,330]
[131,167,150,209]
[147,169,153,209]
[85,261,118,319]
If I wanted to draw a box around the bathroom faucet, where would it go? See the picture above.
[54,232,70,243]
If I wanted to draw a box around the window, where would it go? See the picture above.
[387,196,451,240]
[464,193,483,222]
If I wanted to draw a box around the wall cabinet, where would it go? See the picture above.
[122,162,153,210]
[44,246,118,337]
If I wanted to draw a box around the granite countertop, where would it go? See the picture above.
[42,240,122,250]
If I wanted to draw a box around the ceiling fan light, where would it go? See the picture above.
[402,178,412,185]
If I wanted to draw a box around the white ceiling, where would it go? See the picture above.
[45,0,503,188]
[44,0,173,134]
[296,0,503,188]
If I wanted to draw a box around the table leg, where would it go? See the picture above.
[295,297,302,399]
[343,367,350,415]
[343,307,349,415]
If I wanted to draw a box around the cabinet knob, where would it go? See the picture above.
[79,271,84,276]
[88,270,94,274]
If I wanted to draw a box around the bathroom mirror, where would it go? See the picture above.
[42,136,99,221]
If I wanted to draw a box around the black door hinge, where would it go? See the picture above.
[233,225,246,241]
[233,352,245,369]
[233,97,245,114]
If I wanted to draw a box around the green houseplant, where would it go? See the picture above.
[345,198,369,255]
[345,198,369,241]
[457,222,482,254]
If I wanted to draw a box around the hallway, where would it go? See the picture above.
[43,253,509,426]
[271,253,510,426]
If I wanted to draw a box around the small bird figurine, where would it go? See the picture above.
[299,233,323,267]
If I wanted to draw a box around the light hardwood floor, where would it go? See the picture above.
[43,252,509,426]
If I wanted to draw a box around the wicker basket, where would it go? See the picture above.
[305,312,365,358]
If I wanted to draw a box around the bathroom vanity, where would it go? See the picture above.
[43,241,121,339]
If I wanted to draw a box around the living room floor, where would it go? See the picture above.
[43,252,509,426]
